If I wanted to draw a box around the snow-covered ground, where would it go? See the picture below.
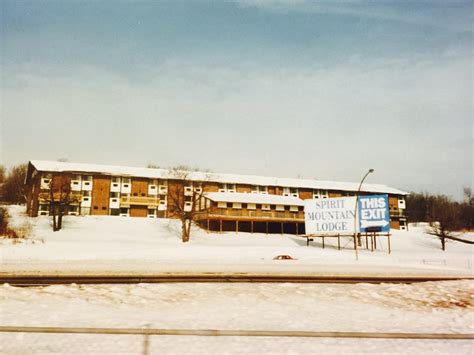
[1,281,473,354]
[1,206,473,354]
[1,205,473,277]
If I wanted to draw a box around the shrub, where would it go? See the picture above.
[0,207,18,238]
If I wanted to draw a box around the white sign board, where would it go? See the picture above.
[304,197,357,235]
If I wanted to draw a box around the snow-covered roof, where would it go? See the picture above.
[204,192,305,206]
[28,160,408,195]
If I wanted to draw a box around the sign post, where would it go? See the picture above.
[304,194,391,256]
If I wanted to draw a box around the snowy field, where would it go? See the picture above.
[1,206,473,354]
[1,281,473,354]
[1,205,473,277]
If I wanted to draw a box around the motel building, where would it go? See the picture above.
[25,160,409,234]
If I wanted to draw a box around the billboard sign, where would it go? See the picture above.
[358,194,390,233]
[304,197,356,235]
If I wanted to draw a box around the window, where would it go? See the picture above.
[110,192,119,198]
[93,206,98,210]
[284,187,299,197]
[141,193,146,197]
[150,185,156,190]
[262,204,271,211]
[252,185,267,194]
[148,208,155,215]
[232,203,242,209]
[120,208,129,214]
[247,203,256,210]
[218,183,236,192]
[72,175,81,181]
[227,202,232,208]
[122,178,131,184]
[112,177,120,183]
[110,209,120,216]
[102,206,107,210]
[82,175,92,181]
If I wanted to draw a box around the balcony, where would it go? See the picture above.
[38,192,82,203]
[120,196,160,207]
[197,207,304,222]
[390,211,407,218]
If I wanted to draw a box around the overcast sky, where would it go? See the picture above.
[1,0,472,199]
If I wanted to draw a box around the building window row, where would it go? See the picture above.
[217,201,303,212]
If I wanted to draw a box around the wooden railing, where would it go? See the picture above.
[120,196,160,206]
[200,208,304,221]
[38,192,82,203]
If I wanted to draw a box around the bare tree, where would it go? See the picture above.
[0,165,5,184]
[427,195,464,251]
[167,166,211,243]
[49,175,78,231]
[461,187,473,230]
[1,164,27,204]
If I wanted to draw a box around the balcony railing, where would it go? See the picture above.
[38,192,82,203]
[199,207,304,221]
[120,196,160,206]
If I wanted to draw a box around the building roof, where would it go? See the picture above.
[28,160,408,195]
[204,192,305,206]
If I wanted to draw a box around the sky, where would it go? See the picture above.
[0,0,472,199]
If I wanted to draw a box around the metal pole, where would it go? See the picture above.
[353,169,374,261]
[142,324,150,355]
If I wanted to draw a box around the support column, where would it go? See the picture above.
[219,219,222,233]
[251,221,254,234]
[236,220,239,233]
[296,223,299,235]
